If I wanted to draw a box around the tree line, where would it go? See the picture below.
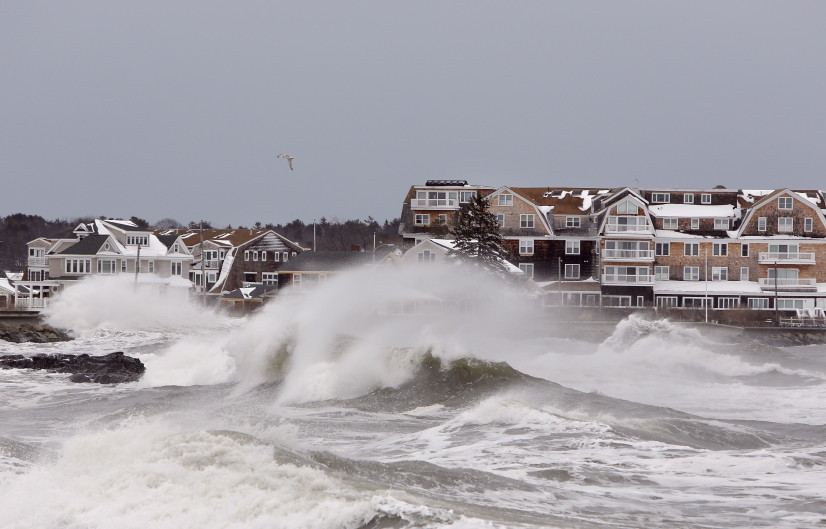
[0,213,401,272]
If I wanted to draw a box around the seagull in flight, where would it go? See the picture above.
[277,153,295,171]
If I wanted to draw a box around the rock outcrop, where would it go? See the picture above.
[0,352,145,384]
[0,323,72,343]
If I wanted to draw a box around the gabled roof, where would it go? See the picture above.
[156,235,180,249]
[157,229,270,248]
[736,188,826,238]
[510,187,610,214]
[278,251,373,273]
[57,235,110,255]
[102,219,146,232]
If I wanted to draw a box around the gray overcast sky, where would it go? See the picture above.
[2,1,825,227]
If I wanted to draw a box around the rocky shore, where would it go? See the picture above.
[0,352,145,384]
[0,322,72,343]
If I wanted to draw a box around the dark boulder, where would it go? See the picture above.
[0,323,72,343]
[0,352,145,384]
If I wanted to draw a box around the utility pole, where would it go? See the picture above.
[135,243,141,286]
[200,222,206,305]
[313,218,317,252]
[558,257,563,307]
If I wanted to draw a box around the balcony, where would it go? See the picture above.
[601,274,655,285]
[758,278,817,291]
[202,259,222,269]
[758,252,816,265]
[27,257,47,266]
[602,249,655,261]
[410,198,459,210]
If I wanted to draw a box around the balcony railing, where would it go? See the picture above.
[202,259,222,269]
[758,278,817,291]
[601,274,655,285]
[27,257,47,266]
[758,252,815,264]
[411,198,459,209]
[602,249,655,260]
[15,298,49,310]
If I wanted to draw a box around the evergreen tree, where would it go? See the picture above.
[449,194,509,273]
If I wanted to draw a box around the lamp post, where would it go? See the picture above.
[704,248,709,323]
[774,260,779,326]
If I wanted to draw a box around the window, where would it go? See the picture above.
[437,214,448,225]
[741,243,749,257]
[713,243,727,257]
[684,243,699,256]
[604,240,649,258]
[684,297,709,308]
[684,193,694,204]
[414,214,430,226]
[616,201,638,214]
[714,218,730,230]
[565,240,580,255]
[711,267,728,281]
[778,196,793,210]
[758,217,767,232]
[655,266,670,280]
[519,240,534,255]
[293,275,302,287]
[652,193,670,203]
[662,218,678,230]
[262,273,278,285]
[657,296,678,308]
[97,259,116,274]
[65,259,91,274]
[126,235,149,246]
[244,250,250,260]
[603,296,632,307]
[691,218,700,230]
[145,260,155,274]
[566,216,581,228]
[417,250,436,263]
[740,267,749,281]
[520,214,535,229]
[519,263,534,278]
[498,194,513,206]
[603,266,650,283]
[253,251,259,261]
[171,262,182,276]
[208,272,217,283]
[564,264,580,279]
[778,299,805,310]
[805,218,813,232]
[778,217,793,232]
[496,214,505,228]
[274,252,280,262]
[637,296,645,307]
[684,266,700,281]
[701,194,711,204]
[717,297,740,309]
[459,190,476,203]
[121,260,127,273]
[748,298,769,309]
[607,216,648,232]
[261,251,267,261]
[282,252,289,262]
[655,242,670,256]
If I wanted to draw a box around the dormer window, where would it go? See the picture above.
[126,235,149,246]
[616,200,638,215]
[701,194,712,204]
[684,193,694,204]
[651,193,670,203]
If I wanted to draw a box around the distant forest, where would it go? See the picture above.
[0,213,402,272]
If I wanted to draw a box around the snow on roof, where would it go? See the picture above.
[0,278,15,294]
[795,192,821,206]
[740,190,774,203]
[654,230,729,239]
[538,205,553,215]
[579,194,594,211]
[649,204,738,218]
[654,280,762,294]
[419,239,523,274]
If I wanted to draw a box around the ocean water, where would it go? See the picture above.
[1,269,825,529]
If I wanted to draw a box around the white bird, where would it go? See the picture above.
[277,153,294,171]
